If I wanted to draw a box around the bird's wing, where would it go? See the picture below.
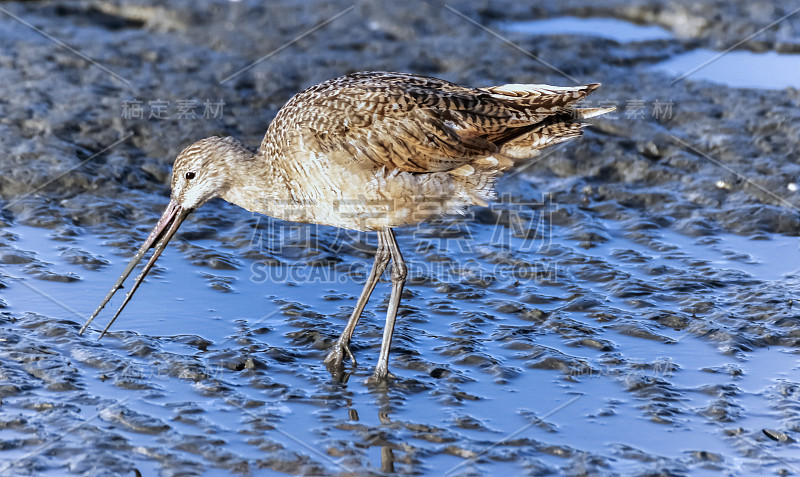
[271,72,600,174]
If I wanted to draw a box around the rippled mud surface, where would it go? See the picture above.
[2,0,800,475]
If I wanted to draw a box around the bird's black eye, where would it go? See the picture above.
[185,171,196,180]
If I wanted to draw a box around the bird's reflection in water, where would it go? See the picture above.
[343,389,401,473]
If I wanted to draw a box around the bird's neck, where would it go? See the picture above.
[219,141,294,218]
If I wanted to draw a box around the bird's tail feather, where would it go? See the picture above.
[574,106,616,119]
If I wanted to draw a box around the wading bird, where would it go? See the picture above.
[80,71,611,380]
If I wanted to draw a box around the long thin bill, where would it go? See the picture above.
[79,200,188,336]
[97,205,190,339]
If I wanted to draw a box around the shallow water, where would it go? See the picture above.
[500,17,674,43]
[503,16,800,90]
[2,191,799,475]
[2,0,800,474]
[653,49,800,89]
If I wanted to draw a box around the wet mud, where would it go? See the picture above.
[1,0,799,475]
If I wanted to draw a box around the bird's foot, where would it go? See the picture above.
[323,339,357,371]
[367,364,396,384]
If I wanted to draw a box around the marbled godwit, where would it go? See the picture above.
[79,71,611,380]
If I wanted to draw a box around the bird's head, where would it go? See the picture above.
[171,136,253,210]
[79,135,256,338]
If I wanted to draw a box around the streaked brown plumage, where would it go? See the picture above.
[80,71,612,381]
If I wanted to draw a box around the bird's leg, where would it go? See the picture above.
[324,231,390,371]
[370,228,407,382]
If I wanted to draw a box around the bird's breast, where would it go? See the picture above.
[243,151,477,231]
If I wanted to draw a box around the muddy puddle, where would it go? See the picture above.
[2,194,799,475]
[653,49,800,90]
[2,0,800,475]
[500,17,674,43]
[502,15,800,90]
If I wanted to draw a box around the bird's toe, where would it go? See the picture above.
[323,340,357,370]
[368,365,396,384]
